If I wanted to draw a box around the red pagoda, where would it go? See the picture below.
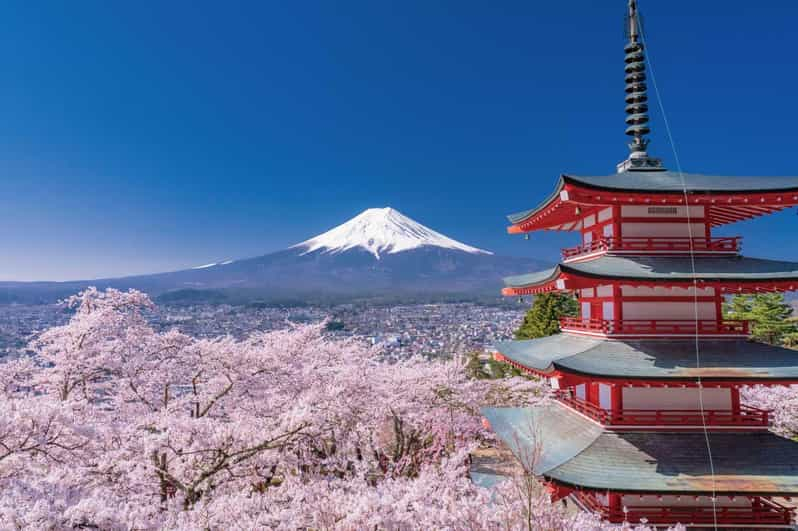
[482,1,798,528]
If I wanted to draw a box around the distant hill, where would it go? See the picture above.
[0,207,547,305]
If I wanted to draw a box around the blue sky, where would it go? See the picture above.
[2,0,797,281]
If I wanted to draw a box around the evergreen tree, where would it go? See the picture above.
[783,319,798,349]
[514,292,578,340]
[465,351,484,379]
[724,293,798,346]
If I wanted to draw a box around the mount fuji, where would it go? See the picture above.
[294,207,492,259]
[0,208,547,304]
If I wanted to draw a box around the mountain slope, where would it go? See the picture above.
[0,208,547,304]
[293,207,491,258]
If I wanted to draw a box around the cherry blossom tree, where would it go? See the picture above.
[742,384,798,438]
[0,288,666,530]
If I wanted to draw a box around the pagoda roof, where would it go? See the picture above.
[503,255,798,294]
[483,403,798,494]
[494,335,798,381]
[507,171,798,232]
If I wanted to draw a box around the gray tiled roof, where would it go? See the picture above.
[482,403,602,474]
[495,336,798,380]
[566,172,798,194]
[504,255,798,288]
[507,172,798,224]
[484,404,798,494]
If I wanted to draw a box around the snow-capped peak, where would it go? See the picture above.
[292,207,492,259]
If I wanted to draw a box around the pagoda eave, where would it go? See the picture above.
[492,351,559,379]
[503,255,798,296]
[484,404,798,495]
[493,336,798,382]
[507,174,798,233]
[503,277,798,297]
[517,360,798,387]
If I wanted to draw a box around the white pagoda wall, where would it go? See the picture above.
[597,207,613,223]
[579,208,614,239]
[621,301,716,320]
[619,205,708,239]
[619,285,720,322]
[621,222,707,238]
[621,286,716,297]
[620,205,705,218]
[622,387,731,410]
[579,285,721,322]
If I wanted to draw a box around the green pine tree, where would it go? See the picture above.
[515,292,578,340]
[723,293,798,346]
[783,317,798,349]
[465,351,484,379]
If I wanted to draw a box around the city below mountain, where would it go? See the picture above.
[0,208,547,305]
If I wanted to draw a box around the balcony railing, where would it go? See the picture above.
[560,317,750,338]
[575,491,792,525]
[555,391,770,428]
[561,236,741,261]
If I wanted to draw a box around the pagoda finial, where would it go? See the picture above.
[617,0,665,173]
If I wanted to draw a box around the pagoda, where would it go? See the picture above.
[482,1,798,528]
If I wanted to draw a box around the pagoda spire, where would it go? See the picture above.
[617,0,664,172]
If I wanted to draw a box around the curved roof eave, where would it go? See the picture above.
[484,405,798,495]
[562,255,798,283]
[506,176,566,225]
[545,429,798,495]
[503,256,798,291]
[503,265,562,289]
[563,172,798,195]
[495,336,798,381]
[505,172,798,229]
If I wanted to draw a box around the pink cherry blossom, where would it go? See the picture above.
[0,288,667,530]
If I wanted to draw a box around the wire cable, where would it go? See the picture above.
[636,4,719,528]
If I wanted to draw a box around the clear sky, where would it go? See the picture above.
[2,0,797,281]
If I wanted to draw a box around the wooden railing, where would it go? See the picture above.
[575,491,793,525]
[559,317,750,337]
[555,391,770,427]
[561,236,741,260]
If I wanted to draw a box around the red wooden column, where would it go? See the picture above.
[714,291,724,327]
[730,386,741,415]
[608,491,622,520]
[611,384,623,423]
[588,382,600,406]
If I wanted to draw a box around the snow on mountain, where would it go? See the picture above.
[192,260,233,269]
[292,207,492,259]
[1,207,550,304]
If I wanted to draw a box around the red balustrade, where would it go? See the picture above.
[575,491,793,525]
[554,391,770,427]
[561,236,741,260]
[559,317,749,337]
